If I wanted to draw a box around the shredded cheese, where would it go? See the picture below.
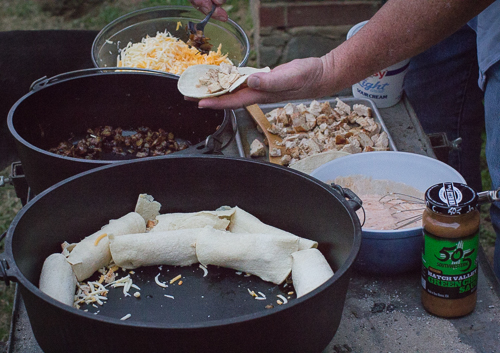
[120,313,132,321]
[117,31,231,75]
[199,264,209,277]
[164,294,175,299]
[277,294,288,305]
[93,233,108,246]
[74,281,109,307]
[155,273,168,288]
[170,274,182,284]
[176,21,182,31]
[108,275,138,297]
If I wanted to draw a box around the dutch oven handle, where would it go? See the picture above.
[329,183,366,227]
[0,232,19,286]
[30,67,177,91]
[191,109,238,155]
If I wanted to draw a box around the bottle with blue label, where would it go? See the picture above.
[421,182,480,318]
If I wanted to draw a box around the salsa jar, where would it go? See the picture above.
[421,182,480,318]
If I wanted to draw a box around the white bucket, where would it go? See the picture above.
[346,20,410,108]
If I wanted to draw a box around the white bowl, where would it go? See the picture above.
[310,151,466,275]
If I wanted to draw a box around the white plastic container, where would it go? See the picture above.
[346,20,410,108]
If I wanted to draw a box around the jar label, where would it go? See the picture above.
[421,231,478,299]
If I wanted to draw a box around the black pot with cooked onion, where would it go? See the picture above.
[7,69,234,195]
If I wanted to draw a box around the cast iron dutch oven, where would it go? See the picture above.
[2,156,361,353]
[7,68,234,195]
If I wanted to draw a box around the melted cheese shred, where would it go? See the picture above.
[117,31,232,75]
[74,281,109,307]
[94,233,108,246]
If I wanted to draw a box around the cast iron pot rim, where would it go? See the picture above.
[91,5,251,70]
[6,155,362,329]
[6,70,229,165]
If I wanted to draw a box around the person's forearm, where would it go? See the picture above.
[321,0,495,94]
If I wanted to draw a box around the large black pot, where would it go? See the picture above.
[2,156,361,353]
[7,69,233,195]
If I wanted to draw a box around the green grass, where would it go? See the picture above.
[0,0,254,33]
[0,168,21,342]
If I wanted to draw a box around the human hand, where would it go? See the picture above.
[189,0,228,21]
[195,57,337,110]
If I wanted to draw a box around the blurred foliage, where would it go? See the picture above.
[0,168,20,343]
[480,131,492,191]
[0,0,254,33]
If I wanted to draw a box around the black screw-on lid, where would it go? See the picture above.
[425,182,478,215]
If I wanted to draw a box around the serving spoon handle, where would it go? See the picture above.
[188,4,217,34]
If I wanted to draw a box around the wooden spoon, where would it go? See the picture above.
[245,104,284,164]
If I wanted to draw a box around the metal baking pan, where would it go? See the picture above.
[233,96,398,159]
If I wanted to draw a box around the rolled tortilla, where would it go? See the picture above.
[152,210,233,232]
[109,227,217,269]
[39,253,77,306]
[67,212,146,281]
[291,248,334,298]
[228,206,318,250]
[196,230,300,284]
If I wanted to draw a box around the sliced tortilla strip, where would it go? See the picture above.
[228,206,317,250]
[152,209,234,232]
[109,228,217,269]
[291,248,334,298]
[196,230,299,284]
[289,150,349,175]
[135,194,161,222]
[39,253,77,306]
[67,212,146,281]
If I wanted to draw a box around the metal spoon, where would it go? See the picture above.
[188,4,217,35]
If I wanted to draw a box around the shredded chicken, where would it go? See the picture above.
[198,62,243,93]
[262,98,390,166]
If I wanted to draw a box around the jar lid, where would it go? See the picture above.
[425,182,478,215]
